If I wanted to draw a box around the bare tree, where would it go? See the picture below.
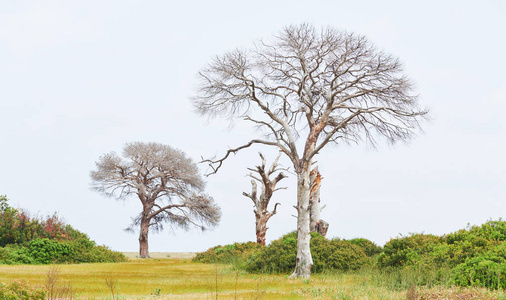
[90,142,221,258]
[193,24,428,277]
[243,152,287,245]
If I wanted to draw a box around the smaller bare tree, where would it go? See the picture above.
[243,152,287,245]
[90,142,221,258]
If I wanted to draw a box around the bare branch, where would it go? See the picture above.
[202,139,283,176]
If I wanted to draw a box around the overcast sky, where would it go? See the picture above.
[1,0,505,252]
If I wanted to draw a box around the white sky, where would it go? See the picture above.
[1,0,505,252]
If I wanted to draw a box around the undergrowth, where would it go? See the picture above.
[0,195,126,264]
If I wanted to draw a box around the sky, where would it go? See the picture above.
[1,0,505,253]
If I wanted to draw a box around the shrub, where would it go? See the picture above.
[0,280,45,300]
[26,238,75,264]
[244,232,298,273]
[452,243,506,289]
[312,236,369,272]
[376,220,506,289]
[244,232,369,274]
[377,233,443,268]
[193,241,262,264]
[0,196,126,264]
[0,245,34,264]
[348,238,382,257]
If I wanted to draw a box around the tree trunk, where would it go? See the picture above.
[290,163,313,278]
[139,215,150,258]
[309,167,321,232]
[309,167,329,237]
[255,212,268,246]
[315,220,329,237]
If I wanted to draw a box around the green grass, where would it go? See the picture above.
[2,258,506,299]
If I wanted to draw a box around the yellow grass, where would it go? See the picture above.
[1,257,506,299]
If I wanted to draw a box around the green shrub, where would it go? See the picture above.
[348,238,382,257]
[244,232,298,273]
[0,280,45,300]
[0,195,127,264]
[0,244,35,264]
[73,243,127,263]
[376,220,506,289]
[377,233,443,268]
[244,232,369,274]
[312,236,369,272]
[26,238,75,264]
[193,241,262,264]
[452,243,506,289]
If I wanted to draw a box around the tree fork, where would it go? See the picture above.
[243,153,286,246]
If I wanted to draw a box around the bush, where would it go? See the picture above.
[312,236,369,272]
[0,245,34,264]
[193,241,262,264]
[348,238,382,257]
[376,219,506,289]
[0,196,126,264]
[244,232,298,273]
[452,243,506,289]
[244,232,369,274]
[377,233,444,268]
[26,239,75,264]
[0,280,45,300]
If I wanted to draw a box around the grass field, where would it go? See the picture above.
[1,255,506,299]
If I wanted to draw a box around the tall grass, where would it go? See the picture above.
[2,258,506,299]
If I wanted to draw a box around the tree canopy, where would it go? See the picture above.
[90,142,221,257]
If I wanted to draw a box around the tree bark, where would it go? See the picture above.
[139,215,150,258]
[315,220,329,237]
[309,167,322,232]
[290,162,313,278]
[309,167,329,237]
[255,212,268,246]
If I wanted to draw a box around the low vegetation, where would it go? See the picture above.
[194,220,506,292]
[2,258,506,299]
[4,192,506,298]
[379,220,506,290]
[244,232,370,274]
[192,241,262,264]
[0,195,126,264]
[0,280,45,300]
[194,232,374,275]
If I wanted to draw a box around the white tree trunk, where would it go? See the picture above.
[290,163,313,278]
[309,167,321,232]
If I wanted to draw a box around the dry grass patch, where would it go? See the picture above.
[408,285,506,300]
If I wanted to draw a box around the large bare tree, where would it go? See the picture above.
[90,142,221,258]
[193,24,428,277]
[243,152,287,245]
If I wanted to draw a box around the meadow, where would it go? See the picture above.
[2,254,506,299]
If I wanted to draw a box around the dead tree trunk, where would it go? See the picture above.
[255,203,280,245]
[243,152,287,246]
[309,167,329,237]
[292,159,313,278]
